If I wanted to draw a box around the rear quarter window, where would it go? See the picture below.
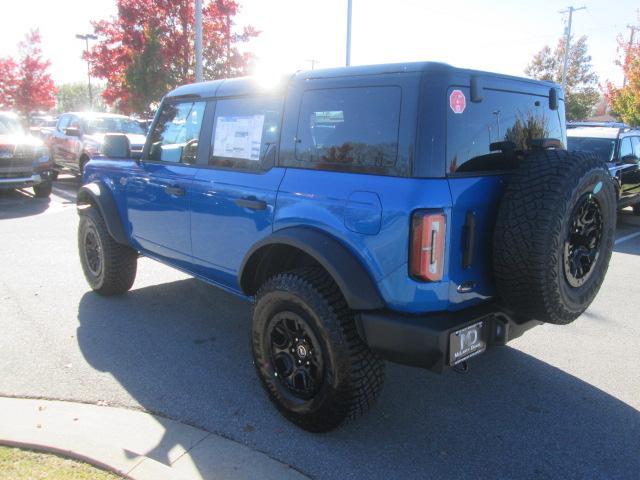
[447,88,564,175]
[293,86,403,175]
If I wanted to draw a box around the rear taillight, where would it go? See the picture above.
[410,210,446,282]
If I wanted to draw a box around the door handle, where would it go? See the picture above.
[234,197,267,210]
[165,185,185,196]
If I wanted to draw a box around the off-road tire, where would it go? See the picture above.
[78,206,137,296]
[494,149,616,324]
[252,268,385,432]
[33,181,52,198]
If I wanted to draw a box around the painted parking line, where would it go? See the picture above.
[615,231,640,246]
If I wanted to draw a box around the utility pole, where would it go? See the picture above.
[346,0,352,66]
[195,0,203,82]
[75,33,98,110]
[559,6,586,92]
[307,59,320,70]
[623,25,637,86]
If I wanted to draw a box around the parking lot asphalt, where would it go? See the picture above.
[1,176,639,480]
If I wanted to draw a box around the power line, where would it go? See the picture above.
[559,6,586,91]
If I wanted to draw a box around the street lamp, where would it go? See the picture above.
[75,33,98,110]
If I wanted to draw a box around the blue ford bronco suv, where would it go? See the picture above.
[77,62,616,432]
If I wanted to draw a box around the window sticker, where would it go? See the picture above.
[213,115,265,161]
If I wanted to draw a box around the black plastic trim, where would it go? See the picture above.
[355,302,541,372]
[239,227,385,310]
[76,182,128,245]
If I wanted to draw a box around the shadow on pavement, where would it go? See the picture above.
[0,189,50,219]
[76,279,640,480]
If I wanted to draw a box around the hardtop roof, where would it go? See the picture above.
[166,61,561,100]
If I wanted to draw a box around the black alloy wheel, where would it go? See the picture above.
[564,193,603,288]
[268,311,324,400]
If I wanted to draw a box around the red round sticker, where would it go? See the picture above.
[449,89,466,114]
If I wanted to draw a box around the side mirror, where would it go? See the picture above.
[64,127,82,138]
[621,154,639,165]
[103,133,131,159]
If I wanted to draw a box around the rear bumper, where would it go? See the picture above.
[355,303,541,373]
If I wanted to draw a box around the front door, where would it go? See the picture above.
[126,100,207,268]
[190,95,285,290]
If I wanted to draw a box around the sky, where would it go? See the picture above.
[0,0,637,88]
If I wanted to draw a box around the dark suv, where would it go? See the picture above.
[567,123,640,212]
[76,62,616,431]
[0,111,54,197]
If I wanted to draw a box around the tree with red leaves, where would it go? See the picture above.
[0,58,18,110]
[0,30,56,116]
[606,32,640,126]
[87,0,258,114]
[13,29,57,117]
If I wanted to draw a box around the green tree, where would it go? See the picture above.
[55,82,106,112]
[525,35,600,121]
[123,26,170,115]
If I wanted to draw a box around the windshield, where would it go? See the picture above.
[0,116,23,135]
[567,136,616,163]
[84,117,146,136]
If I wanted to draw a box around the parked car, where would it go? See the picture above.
[567,124,640,213]
[29,115,58,142]
[49,112,147,175]
[77,62,616,432]
[0,111,54,197]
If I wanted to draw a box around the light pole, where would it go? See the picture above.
[559,6,585,92]
[75,33,97,110]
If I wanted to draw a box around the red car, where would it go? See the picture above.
[49,112,147,175]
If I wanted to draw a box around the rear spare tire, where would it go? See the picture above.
[493,150,616,324]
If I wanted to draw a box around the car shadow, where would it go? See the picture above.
[0,188,50,219]
[76,279,640,480]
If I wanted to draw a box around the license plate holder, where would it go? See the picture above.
[449,320,488,365]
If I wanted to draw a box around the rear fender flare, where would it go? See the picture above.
[239,227,385,311]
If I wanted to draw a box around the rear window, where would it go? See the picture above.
[447,88,563,174]
[293,86,402,175]
[567,136,616,163]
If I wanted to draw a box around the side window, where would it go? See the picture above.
[447,88,564,174]
[147,101,206,164]
[294,86,402,174]
[210,96,282,171]
[57,115,70,132]
[619,137,633,159]
[631,137,640,158]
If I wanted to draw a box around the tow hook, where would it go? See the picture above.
[453,361,469,374]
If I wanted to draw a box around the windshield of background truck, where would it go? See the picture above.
[84,117,146,136]
[0,116,23,135]
[567,136,616,163]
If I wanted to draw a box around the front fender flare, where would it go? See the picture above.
[239,227,385,311]
[77,181,128,245]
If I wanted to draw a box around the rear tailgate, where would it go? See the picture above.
[446,175,508,309]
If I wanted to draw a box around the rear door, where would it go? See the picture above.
[189,95,285,289]
[126,100,207,268]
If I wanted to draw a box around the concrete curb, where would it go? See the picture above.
[0,397,309,480]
